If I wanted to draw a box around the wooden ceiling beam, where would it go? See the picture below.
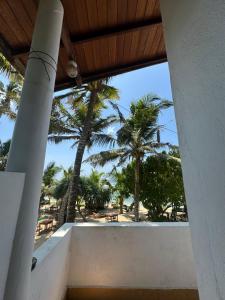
[61,20,74,60]
[55,53,167,91]
[12,16,162,57]
[71,16,162,45]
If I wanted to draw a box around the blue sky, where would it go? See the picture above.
[0,62,178,177]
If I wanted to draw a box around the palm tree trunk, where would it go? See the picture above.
[58,189,69,227]
[134,156,141,222]
[66,90,97,222]
[119,196,124,214]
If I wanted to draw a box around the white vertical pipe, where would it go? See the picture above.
[4,1,64,299]
[160,1,225,299]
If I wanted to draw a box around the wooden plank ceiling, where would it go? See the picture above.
[0,0,167,91]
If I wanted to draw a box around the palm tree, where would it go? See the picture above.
[0,53,23,80]
[40,162,61,204]
[80,170,112,212]
[0,79,22,120]
[53,167,73,226]
[0,139,11,171]
[0,53,14,76]
[111,170,130,214]
[0,53,23,120]
[49,79,119,222]
[86,95,172,221]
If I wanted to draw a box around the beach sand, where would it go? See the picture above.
[34,204,148,250]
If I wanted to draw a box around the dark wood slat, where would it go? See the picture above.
[127,0,138,23]
[55,54,167,91]
[96,0,108,69]
[145,0,159,18]
[123,32,133,63]
[62,0,81,35]
[0,1,29,45]
[86,0,99,71]
[74,0,90,34]
[143,25,158,56]
[12,17,162,57]
[107,0,118,67]
[129,30,140,61]
[136,0,148,20]
[6,0,34,41]
[21,0,37,25]
[147,25,162,56]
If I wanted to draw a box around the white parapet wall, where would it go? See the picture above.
[69,223,197,289]
[0,172,25,300]
[30,223,197,300]
[30,224,72,300]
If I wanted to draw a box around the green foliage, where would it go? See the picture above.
[0,79,22,119]
[49,82,119,149]
[42,162,61,186]
[49,79,119,222]
[121,150,186,221]
[80,170,111,211]
[40,162,61,203]
[0,139,10,171]
[86,94,172,221]
[87,94,172,166]
[53,167,73,200]
[53,169,111,211]
[111,170,130,198]
[0,53,22,80]
[0,53,23,119]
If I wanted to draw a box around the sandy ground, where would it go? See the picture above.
[34,204,148,250]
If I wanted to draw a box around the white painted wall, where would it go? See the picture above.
[160,1,225,299]
[30,224,72,300]
[0,172,25,300]
[68,223,197,289]
[30,223,197,299]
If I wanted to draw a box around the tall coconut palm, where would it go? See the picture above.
[53,167,73,226]
[111,170,130,214]
[49,79,119,222]
[86,95,172,221]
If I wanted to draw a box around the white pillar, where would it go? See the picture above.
[4,1,63,300]
[160,1,225,299]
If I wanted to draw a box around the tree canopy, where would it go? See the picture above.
[86,94,173,221]
[120,148,185,221]
[0,139,10,171]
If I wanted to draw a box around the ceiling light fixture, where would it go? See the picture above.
[66,60,78,78]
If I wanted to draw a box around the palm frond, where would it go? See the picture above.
[85,148,127,167]
[157,152,181,163]
[109,101,126,123]
[91,133,116,147]
[98,84,119,101]
[48,135,79,144]
[0,54,14,77]
[54,90,77,101]
[93,115,118,132]
[156,99,173,110]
